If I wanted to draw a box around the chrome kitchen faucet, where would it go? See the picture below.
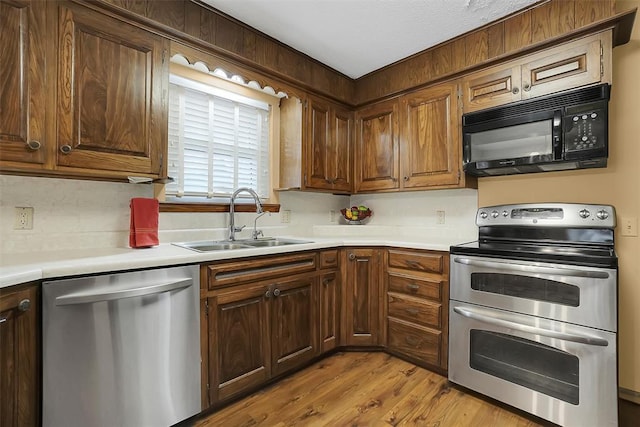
[229,187,263,241]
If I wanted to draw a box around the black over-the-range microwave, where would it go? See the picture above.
[462,83,611,176]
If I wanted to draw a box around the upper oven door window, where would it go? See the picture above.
[471,272,580,306]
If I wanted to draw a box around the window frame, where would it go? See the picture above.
[158,63,281,212]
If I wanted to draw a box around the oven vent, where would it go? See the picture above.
[463,84,611,125]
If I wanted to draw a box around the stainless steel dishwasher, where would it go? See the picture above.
[42,265,201,427]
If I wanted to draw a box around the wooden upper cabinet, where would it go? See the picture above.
[462,31,611,113]
[354,100,400,192]
[55,2,169,177]
[304,96,352,193]
[399,82,461,189]
[0,0,47,168]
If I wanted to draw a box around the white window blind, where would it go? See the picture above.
[166,76,270,200]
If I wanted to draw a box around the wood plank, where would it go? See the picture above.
[505,10,532,52]
[575,0,615,27]
[464,30,488,68]
[487,22,505,59]
[531,1,575,44]
[193,352,545,426]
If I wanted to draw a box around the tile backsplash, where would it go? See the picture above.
[0,175,477,254]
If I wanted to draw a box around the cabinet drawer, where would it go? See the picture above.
[388,274,443,302]
[388,318,441,366]
[319,250,339,269]
[388,293,441,329]
[207,252,317,289]
[388,249,444,274]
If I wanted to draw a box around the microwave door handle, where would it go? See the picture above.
[453,306,609,346]
[553,110,563,160]
[453,257,610,279]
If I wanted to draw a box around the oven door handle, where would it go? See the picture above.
[453,257,610,279]
[453,306,609,346]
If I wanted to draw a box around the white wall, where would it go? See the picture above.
[0,174,477,254]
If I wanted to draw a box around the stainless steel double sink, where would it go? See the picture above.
[173,238,312,252]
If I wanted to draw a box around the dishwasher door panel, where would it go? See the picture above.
[43,265,201,427]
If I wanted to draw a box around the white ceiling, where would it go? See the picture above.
[202,0,539,79]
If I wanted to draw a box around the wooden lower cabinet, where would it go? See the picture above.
[0,283,39,427]
[385,248,449,372]
[319,271,339,352]
[340,248,384,346]
[205,252,328,407]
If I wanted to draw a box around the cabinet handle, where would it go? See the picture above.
[405,335,421,346]
[405,308,420,316]
[348,253,356,261]
[403,176,409,181]
[265,289,272,298]
[0,317,6,324]
[26,140,41,151]
[323,279,331,286]
[405,260,421,269]
[325,258,336,264]
[273,288,281,297]
[18,299,31,312]
[523,83,531,92]
[60,144,72,154]
[407,283,420,292]
[512,87,520,94]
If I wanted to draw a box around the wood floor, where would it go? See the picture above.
[194,352,545,427]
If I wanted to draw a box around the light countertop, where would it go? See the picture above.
[0,235,471,289]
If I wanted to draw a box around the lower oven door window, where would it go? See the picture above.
[448,302,617,427]
[470,330,579,404]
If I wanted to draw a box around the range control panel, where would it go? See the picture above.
[564,101,607,153]
[477,203,616,228]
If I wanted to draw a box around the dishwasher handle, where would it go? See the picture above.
[55,278,193,306]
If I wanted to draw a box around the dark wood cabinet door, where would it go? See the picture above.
[56,2,168,177]
[319,272,339,352]
[0,284,39,427]
[0,0,47,168]
[341,249,383,346]
[400,82,461,189]
[305,98,353,193]
[354,100,400,192]
[209,285,270,404]
[270,276,318,376]
[331,105,353,192]
[305,97,332,189]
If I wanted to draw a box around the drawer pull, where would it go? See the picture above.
[405,335,421,346]
[324,258,336,264]
[322,279,331,286]
[405,260,421,269]
[0,316,6,324]
[407,283,420,292]
[26,140,41,151]
[405,308,420,316]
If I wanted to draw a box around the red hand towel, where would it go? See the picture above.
[129,198,159,248]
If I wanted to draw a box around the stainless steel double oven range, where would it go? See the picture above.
[449,203,618,427]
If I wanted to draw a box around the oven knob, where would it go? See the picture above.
[581,136,588,142]
[479,211,488,219]
[579,209,591,219]
[591,112,598,119]
[573,116,579,122]
[597,209,609,220]
[491,210,499,218]
[582,114,588,120]
[502,210,509,217]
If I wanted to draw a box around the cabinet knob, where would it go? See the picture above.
[405,335,421,346]
[512,87,520,94]
[323,279,330,286]
[26,140,41,151]
[18,299,31,312]
[407,283,420,292]
[523,83,531,92]
[60,144,73,154]
[273,288,281,297]
[348,253,356,261]
[405,308,420,316]
[403,176,409,181]
[265,289,272,298]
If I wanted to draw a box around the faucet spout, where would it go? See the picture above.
[229,187,263,241]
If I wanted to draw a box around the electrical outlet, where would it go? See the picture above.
[436,210,445,224]
[621,217,638,237]
[330,210,337,223]
[281,210,291,224]
[14,207,34,230]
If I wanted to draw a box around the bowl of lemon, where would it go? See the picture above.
[340,205,372,224]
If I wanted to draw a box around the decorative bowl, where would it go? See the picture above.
[340,206,372,224]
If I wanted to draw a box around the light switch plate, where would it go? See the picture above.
[621,217,638,237]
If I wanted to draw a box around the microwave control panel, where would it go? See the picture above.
[563,101,607,154]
